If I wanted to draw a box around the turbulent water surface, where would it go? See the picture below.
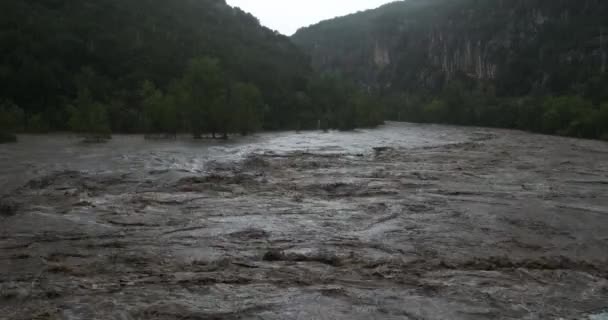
[1,122,607,320]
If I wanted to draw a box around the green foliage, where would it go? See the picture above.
[0,101,23,132]
[173,57,227,138]
[294,0,608,98]
[294,0,608,140]
[599,104,608,139]
[423,99,449,123]
[136,58,270,139]
[68,89,111,141]
[391,88,608,139]
[126,58,385,138]
[26,114,51,133]
[540,96,590,135]
[230,82,263,135]
[293,91,313,130]
[352,91,383,128]
[0,100,23,143]
[383,93,426,123]
[141,81,178,137]
[307,74,384,131]
[0,0,311,133]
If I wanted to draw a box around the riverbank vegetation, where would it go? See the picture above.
[293,0,608,141]
[383,81,608,140]
[0,101,23,143]
[2,0,606,143]
[0,0,383,143]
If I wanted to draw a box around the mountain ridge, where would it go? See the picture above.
[0,0,311,130]
[292,0,608,99]
[292,0,608,139]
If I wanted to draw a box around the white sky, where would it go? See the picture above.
[226,0,398,36]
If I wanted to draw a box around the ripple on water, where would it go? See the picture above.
[588,312,608,320]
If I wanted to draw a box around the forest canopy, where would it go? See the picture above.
[2,0,607,141]
[293,0,608,140]
[0,0,383,139]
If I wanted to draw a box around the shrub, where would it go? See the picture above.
[67,89,112,142]
[0,101,24,143]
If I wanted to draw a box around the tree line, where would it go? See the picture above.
[293,0,608,140]
[383,81,608,140]
[0,0,384,143]
[3,0,606,143]
[0,57,384,142]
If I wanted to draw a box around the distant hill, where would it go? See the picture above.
[0,0,311,130]
[292,0,608,101]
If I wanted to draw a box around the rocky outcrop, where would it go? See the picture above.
[292,0,608,95]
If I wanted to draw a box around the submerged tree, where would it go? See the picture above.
[68,89,112,142]
[541,96,592,135]
[293,91,313,130]
[0,100,24,143]
[141,81,178,138]
[600,103,608,140]
[352,91,383,128]
[174,57,227,138]
[422,99,449,123]
[314,74,384,130]
[229,82,263,136]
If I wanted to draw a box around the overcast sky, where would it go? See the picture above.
[225,0,398,36]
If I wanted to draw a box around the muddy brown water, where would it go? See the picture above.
[1,122,607,320]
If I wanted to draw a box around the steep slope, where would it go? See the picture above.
[0,0,311,130]
[292,0,608,100]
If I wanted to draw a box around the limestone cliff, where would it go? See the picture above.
[292,0,608,96]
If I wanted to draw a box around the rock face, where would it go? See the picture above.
[292,0,608,96]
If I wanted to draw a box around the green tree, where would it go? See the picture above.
[141,81,178,138]
[515,96,545,132]
[230,82,264,136]
[0,0,312,133]
[423,99,449,123]
[68,89,112,142]
[0,101,23,143]
[541,96,592,135]
[294,91,313,130]
[352,91,383,128]
[599,103,608,140]
[26,113,51,133]
[442,80,469,125]
[174,57,227,139]
[308,74,354,130]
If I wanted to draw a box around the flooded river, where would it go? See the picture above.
[1,122,607,319]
